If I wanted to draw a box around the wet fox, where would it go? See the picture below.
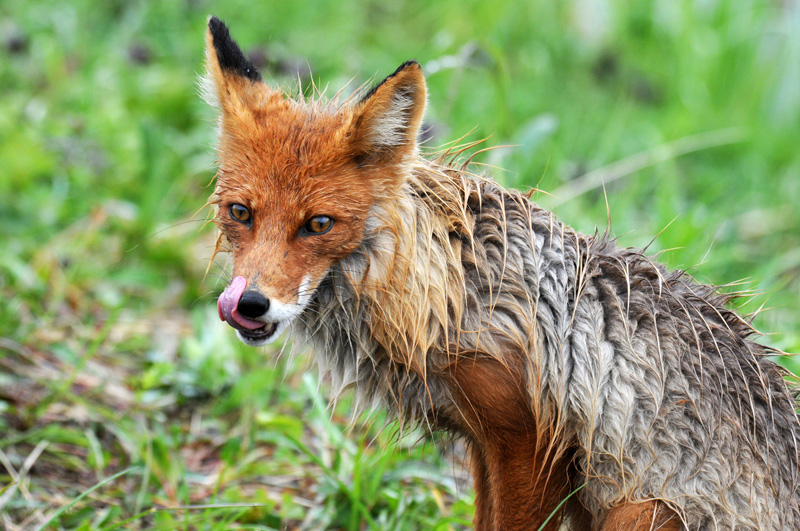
[203,17,800,530]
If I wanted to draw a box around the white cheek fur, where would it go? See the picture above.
[266,274,313,323]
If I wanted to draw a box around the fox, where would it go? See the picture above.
[202,16,800,531]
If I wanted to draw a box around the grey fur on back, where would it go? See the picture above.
[294,162,800,529]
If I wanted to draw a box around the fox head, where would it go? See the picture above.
[203,17,427,345]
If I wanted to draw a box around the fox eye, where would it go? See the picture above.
[304,215,333,235]
[229,203,251,225]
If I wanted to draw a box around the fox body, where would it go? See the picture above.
[203,18,800,530]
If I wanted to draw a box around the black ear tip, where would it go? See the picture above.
[358,60,423,104]
[206,16,261,82]
[208,16,226,34]
[397,60,420,71]
[207,16,233,52]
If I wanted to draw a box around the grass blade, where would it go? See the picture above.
[36,466,141,531]
[537,483,586,531]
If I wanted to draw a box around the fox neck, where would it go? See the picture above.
[292,158,472,424]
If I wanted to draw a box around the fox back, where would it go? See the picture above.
[204,18,800,530]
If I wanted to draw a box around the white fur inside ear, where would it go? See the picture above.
[198,72,220,109]
[368,87,419,149]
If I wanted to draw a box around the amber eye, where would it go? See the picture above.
[229,203,251,225]
[304,215,333,235]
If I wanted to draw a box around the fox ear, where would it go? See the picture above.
[201,16,266,112]
[349,61,427,166]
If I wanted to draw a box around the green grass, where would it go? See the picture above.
[1,0,798,529]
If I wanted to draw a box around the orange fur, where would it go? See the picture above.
[599,501,682,531]
[448,357,578,530]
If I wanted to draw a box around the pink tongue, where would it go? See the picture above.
[217,276,265,330]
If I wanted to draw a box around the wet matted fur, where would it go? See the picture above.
[203,17,800,531]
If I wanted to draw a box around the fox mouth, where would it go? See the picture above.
[237,322,278,344]
[218,276,302,346]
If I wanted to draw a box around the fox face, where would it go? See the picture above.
[203,17,426,345]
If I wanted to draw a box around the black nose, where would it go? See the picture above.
[237,290,270,319]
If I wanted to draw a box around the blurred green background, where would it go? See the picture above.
[1,0,798,529]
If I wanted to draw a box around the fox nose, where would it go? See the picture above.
[237,290,270,319]
[218,276,268,331]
